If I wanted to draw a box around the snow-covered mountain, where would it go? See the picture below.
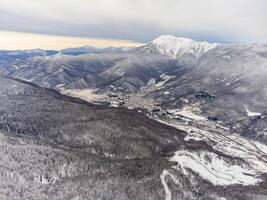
[139,35,218,59]
[60,45,134,55]
[0,49,58,60]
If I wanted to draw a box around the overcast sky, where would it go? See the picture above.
[0,0,266,49]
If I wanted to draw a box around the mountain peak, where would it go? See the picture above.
[147,35,218,58]
[152,35,193,45]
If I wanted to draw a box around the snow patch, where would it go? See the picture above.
[164,91,170,95]
[245,106,261,117]
[184,134,203,141]
[147,78,156,86]
[155,74,176,87]
[168,107,206,121]
[61,88,106,102]
[171,150,261,186]
[160,170,172,200]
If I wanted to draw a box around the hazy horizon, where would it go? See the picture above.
[0,31,144,50]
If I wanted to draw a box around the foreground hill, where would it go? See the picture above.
[0,76,182,199]
[1,76,267,199]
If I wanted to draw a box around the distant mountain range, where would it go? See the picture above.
[0,35,219,59]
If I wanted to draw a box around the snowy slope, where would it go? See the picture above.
[156,116,267,187]
[140,35,218,59]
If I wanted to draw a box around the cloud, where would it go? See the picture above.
[0,0,266,43]
[0,31,144,50]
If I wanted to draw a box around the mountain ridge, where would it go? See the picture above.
[146,35,218,58]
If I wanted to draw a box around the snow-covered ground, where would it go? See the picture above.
[160,170,172,200]
[60,88,107,102]
[245,106,262,117]
[167,107,206,121]
[156,116,267,187]
[171,150,262,186]
[155,74,176,87]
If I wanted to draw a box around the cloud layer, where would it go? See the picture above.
[0,31,144,50]
[0,0,266,43]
